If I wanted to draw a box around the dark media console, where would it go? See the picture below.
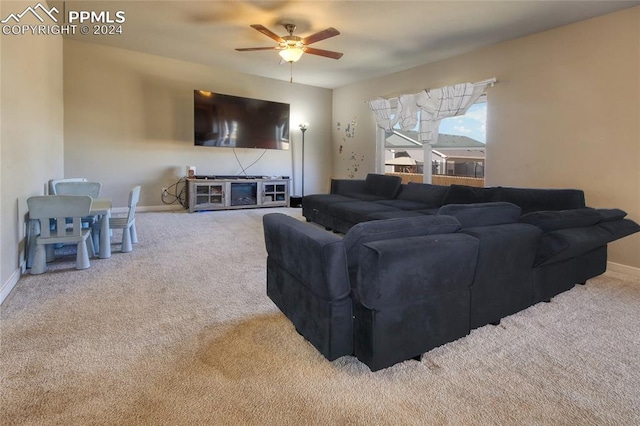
[187,177,290,213]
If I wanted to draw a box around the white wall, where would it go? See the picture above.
[332,7,640,269]
[63,39,334,208]
[1,1,65,300]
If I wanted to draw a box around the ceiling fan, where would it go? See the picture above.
[235,24,344,63]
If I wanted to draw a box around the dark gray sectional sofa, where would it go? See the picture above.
[263,174,639,371]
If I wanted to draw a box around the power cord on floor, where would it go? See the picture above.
[161,177,188,208]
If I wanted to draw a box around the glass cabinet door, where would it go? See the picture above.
[191,182,226,211]
[261,181,288,204]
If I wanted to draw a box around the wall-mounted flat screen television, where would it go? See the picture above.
[194,90,290,150]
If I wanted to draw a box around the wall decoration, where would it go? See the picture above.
[346,151,364,178]
[345,117,356,138]
[339,117,361,178]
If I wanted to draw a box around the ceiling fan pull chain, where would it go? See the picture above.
[290,62,293,83]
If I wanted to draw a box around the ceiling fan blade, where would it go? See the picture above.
[304,47,343,60]
[250,24,285,43]
[235,47,278,52]
[302,27,340,45]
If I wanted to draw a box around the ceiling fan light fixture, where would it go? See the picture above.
[279,47,304,63]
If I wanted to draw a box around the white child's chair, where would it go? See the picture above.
[53,181,102,198]
[48,177,88,195]
[27,195,95,274]
[93,186,140,253]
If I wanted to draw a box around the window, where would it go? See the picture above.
[379,95,487,180]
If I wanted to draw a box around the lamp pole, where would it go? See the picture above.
[299,123,308,198]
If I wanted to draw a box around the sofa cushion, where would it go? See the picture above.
[374,199,431,211]
[597,208,627,222]
[340,192,388,202]
[397,182,449,208]
[364,173,402,198]
[442,185,498,205]
[302,194,356,224]
[343,215,461,273]
[520,208,602,232]
[367,210,426,220]
[414,208,439,215]
[327,201,399,226]
[303,193,354,208]
[437,202,522,228]
[496,187,586,214]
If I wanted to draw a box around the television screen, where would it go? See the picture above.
[194,90,290,150]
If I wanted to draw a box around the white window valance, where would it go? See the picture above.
[368,78,496,145]
[368,98,394,130]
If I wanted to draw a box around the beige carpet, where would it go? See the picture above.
[1,208,639,425]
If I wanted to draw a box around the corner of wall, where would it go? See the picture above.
[1,265,23,305]
[607,262,640,278]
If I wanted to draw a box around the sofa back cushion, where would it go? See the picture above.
[441,185,587,214]
[330,178,366,196]
[520,208,602,232]
[496,187,586,214]
[364,173,402,198]
[397,182,449,208]
[343,215,461,272]
[442,184,498,205]
[438,202,522,228]
[596,208,627,223]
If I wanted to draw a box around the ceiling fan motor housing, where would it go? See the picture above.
[280,36,303,50]
[279,24,303,49]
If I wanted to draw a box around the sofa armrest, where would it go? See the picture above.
[355,233,479,309]
[353,233,479,371]
[264,213,353,362]
[330,178,367,196]
[263,213,350,300]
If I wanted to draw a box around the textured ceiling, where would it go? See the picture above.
[60,0,639,88]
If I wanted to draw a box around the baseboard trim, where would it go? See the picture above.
[112,205,185,215]
[1,265,23,305]
[138,204,186,212]
[607,261,640,277]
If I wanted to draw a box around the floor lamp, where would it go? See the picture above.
[299,123,308,198]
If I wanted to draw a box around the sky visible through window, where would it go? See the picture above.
[439,102,487,143]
